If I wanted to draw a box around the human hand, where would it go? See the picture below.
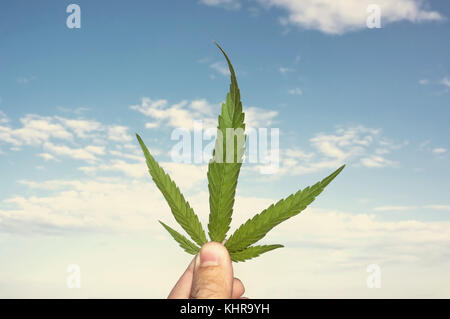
[168,242,246,299]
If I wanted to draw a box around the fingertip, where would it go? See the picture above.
[232,277,245,298]
[198,241,231,267]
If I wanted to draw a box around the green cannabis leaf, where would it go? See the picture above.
[207,43,246,243]
[159,221,200,255]
[137,42,344,262]
[225,165,344,252]
[137,134,207,247]
[230,245,284,262]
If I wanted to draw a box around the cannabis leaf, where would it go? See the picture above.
[159,221,200,255]
[225,164,345,252]
[137,134,207,247]
[137,42,344,263]
[230,245,284,262]
[207,42,246,243]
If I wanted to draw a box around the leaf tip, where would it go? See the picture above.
[336,164,346,177]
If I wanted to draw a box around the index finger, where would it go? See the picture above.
[167,255,196,299]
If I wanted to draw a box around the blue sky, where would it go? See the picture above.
[0,0,449,298]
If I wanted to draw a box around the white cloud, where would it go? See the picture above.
[440,77,450,88]
[200,0,240,10]
[424,205,450,212]
[0,112,137,166]
[107,125,133,142]
[131,97,278,131]
[284,148,315,161]
[373,205,418,212]
[79,160,146,178]
[14,115,73,146]
[264,0,443,34]
[202,0,443,34]
[43,142,105,162]
[1,178,168,234]
[374,205,450,212]
[189,99,214,117]
[17,76,36,84]
[131,98,200,130]
[272,125,399,175]
[360,155,394,168]
[57,106,90,115]
[418,141,447,156]
[210,61,230,76]
[161,162,207,189]
[288,87,303,95]
[38,153,59,162]
[56,117,102,139]
[0,110,9,124]
[109,149,144,161]
[245,107,278,128]
[419,79,429,85]
[145,122,159,129]
[0,114,91,147]
[432,147,447,155]
[79,160,206,189]
[0,125,20,145]
[279,66,294,74]
[0,168,203,235]
[1,180,450,297]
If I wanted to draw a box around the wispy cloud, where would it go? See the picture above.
[424,205,450,212]
[288,87,303,95]
[107,125,133,142]
[440,77,450,89]
[38,153,60,162]
[432,147,447,155]
[373,205,417,212]
[374,204,450,212]
[264,125,401,176]
[17,76,36,84]
[0,111,137,164]
[130,98,216,130]
[56,117,102,139]
[209,61,230,76]
[0,110,9,124]
[360,155,394,168]
[4,114,74,146]
[200,0,240,10]
[130,97,278,130]
[79,160,147,178]
[43,142,105,163]
[57,106,90,115]
[245,107,278,128]
[279,67,294,74]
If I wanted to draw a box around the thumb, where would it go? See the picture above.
[190,242,233,299]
